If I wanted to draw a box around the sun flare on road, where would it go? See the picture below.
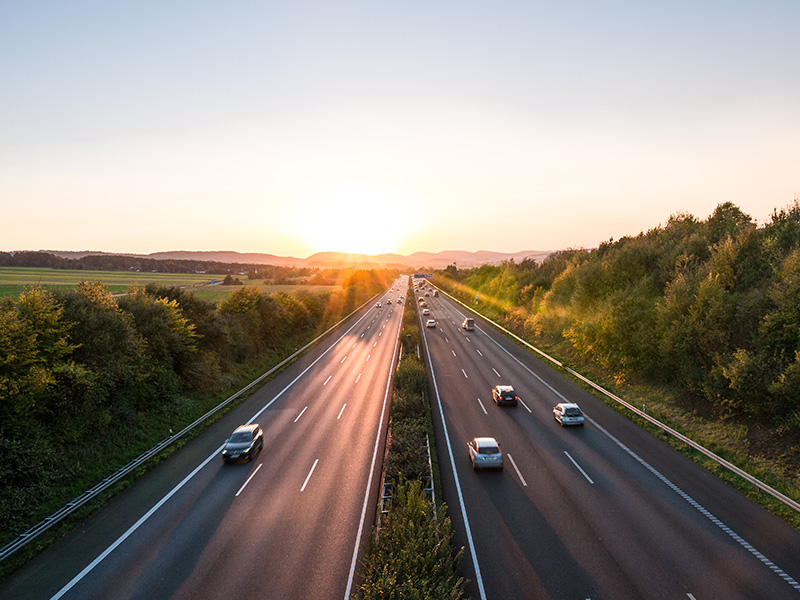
[281,189,421,256]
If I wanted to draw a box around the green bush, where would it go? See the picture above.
[395,357,427,397]
[357,479,465,600]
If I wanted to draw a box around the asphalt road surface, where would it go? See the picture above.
[417,281,800,600]
[0,276,409,600]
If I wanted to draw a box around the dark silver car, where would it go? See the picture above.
[492,385,518,407]
[222,424,263,463]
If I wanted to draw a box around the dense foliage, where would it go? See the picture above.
[435,201,800,430]
[0,268,395,544]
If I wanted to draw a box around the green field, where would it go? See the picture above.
[0,267,341,302]
[0,267,218,298]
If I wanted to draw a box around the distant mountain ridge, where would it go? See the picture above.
[41,249,553,269]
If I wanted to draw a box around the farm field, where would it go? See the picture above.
[0,267,342,302]
[0,267,219,298]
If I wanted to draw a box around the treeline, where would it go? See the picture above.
[0,268,395,544]
[0,250,311,279]
[435,201,800,430]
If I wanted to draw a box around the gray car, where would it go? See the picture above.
[222,424,264,463]
[467,437,504,470]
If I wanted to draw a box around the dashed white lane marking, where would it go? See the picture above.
[235,463,262,497]
[352,343,357,348]
[294,406,308,423]
[301,459,320,492]
[590,417,800,593]
[462,369,468,379]
[518,398,532,413]
[323,375,332,386]
[687,594,697,600]
[452,350,457,357]
[477,398,488,415]
[476,349,483,357]
[337,404,347,420]
[341,355,347,363]
[445,337,449,343]
[356,373,362,383]
[492,367,501,378]
[564,451,594,484]
[379,332,382,337]
[366,355,371,362]
[507,454,527,487]
[466,336,471,342]
[374,342,377,347]
[360,333,365,338]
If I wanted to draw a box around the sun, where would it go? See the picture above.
[281,188,420,256]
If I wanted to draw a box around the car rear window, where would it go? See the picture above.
[565,407,582,416]
[479,446,499,454]
[502,392,515,398]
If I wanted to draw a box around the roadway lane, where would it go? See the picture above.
[416,281,800,600]
[0,276,410,600]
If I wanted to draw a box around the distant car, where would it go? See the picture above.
[462,318,475,331]
[422,308,430,315]
[492,385,518,407]
[222,424,263,463]
[387,299,392,304]
[426,319,436,328]
[376,302,381,308]
[467,437,504,470]
[553,403,585,426]
[425,292,430,296]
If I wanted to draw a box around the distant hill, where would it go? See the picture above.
[41,249,553,269]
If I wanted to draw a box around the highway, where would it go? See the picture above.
[416,281,800,600]
[0,276,409,600]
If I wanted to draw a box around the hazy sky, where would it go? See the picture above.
[2,1,798,257]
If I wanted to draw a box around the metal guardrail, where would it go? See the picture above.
[0,292,383,562]
[434,282,800,516]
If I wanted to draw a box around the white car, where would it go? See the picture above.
[467,437,504,470]
[426,319,436,328]
[553,402,585,426]
[375,302,381,308]
[422,308,430,315]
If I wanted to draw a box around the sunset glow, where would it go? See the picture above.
[1,2,798,256]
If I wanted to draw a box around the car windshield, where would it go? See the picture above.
[229,432,251,443]
[565,407,582,416]
[479,445,499,455]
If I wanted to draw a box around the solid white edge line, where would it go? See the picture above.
[294,406,308,423]
[477,398,488,415]
[301,459,320,492]
[422,315,488,600]
[507,454,528,487]
[588,416,800,593]
[344,294,405,599]
[337,404,347,420]
[235,463,263,497]
[49,448,221,600]
[51,301,382,600]
[564,451,594,484]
